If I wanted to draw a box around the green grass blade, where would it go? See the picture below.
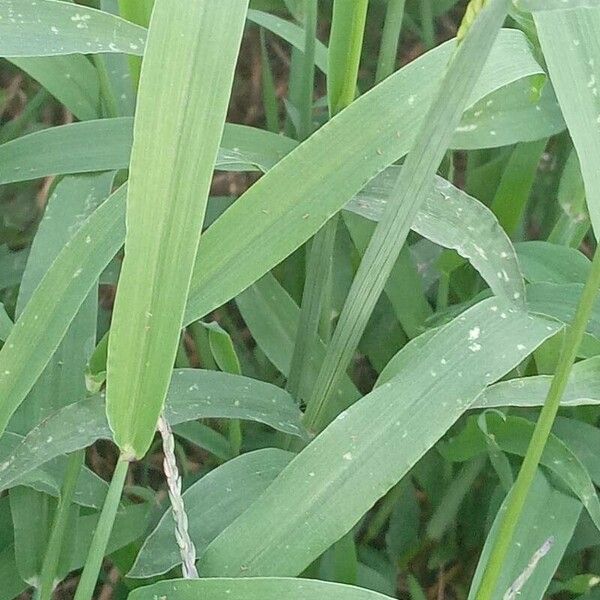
[375,0,406,83]
[236,272,361,404]
[327,0,369,115]
[0,30,544,440]
[468,471,580,600]
[247,9,329,74]
[548,150,590,247]
[184,29,544,325]
[10,55,100,121]
[0,0,145,56]
[0,370,305,492]
[130,578,397,600]
[516,241,590,285]
[105,0,249,458]
[474,249,600,600]
[0,119,296,185]
[474,355,600,409]
[0,188,125,437]
[197,299,558,577]
[348,170,526,304]
[303,0,512,432]
[8,173,111,593]
[490,139,547,237]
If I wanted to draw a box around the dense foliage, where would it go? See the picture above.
[1,1,600,599]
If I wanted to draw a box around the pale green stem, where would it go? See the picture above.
[92,55,119,119]
[375,0,406,83]
[73,458,129,600]
[260,29,280,133]
[287,0,368,407]
[298,0,318,141]
[37,450,84,600]
[419,0,435,49]
[475,245,600,600]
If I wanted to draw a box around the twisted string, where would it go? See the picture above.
[157,414,198,578]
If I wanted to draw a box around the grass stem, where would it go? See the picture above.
[298,0,318,141]
[375,0,405,84]
[475,244,600,600]
[73,458,129,600]
[37,450,84,600]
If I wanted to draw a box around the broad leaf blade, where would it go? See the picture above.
[130,578,396,600]
[0,370,305,491]
[533,5,600,237]
[0,0,146,56]
[106,0,249,457]
[198,299,558,577]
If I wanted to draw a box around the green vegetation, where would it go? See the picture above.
[1,1,600,599]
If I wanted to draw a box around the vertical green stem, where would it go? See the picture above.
[92,55,119,119]
[260,30,280,133]
[287,0,368,405]
[375,0,406,83]
[327,0,369,115]
[475,244,600,600]
[298,0,318,141]
[37,451,84,600]
[287,221,337,401]
[73,458,129,600]
[117,0,154,87]
[419,0,435,49]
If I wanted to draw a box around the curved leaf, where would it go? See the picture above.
[0,0,146,57]
[0,370,305,491]
[347,171,525,304]
[474,356,600,409]
[0,119,296,185]
[129,578,395,600]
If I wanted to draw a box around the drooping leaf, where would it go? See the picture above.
[0,370,306,491]
[247,9,328,73]
[0,119,296,185]
[347,170,525,304]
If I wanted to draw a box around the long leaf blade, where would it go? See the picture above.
[106,0,248,458]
